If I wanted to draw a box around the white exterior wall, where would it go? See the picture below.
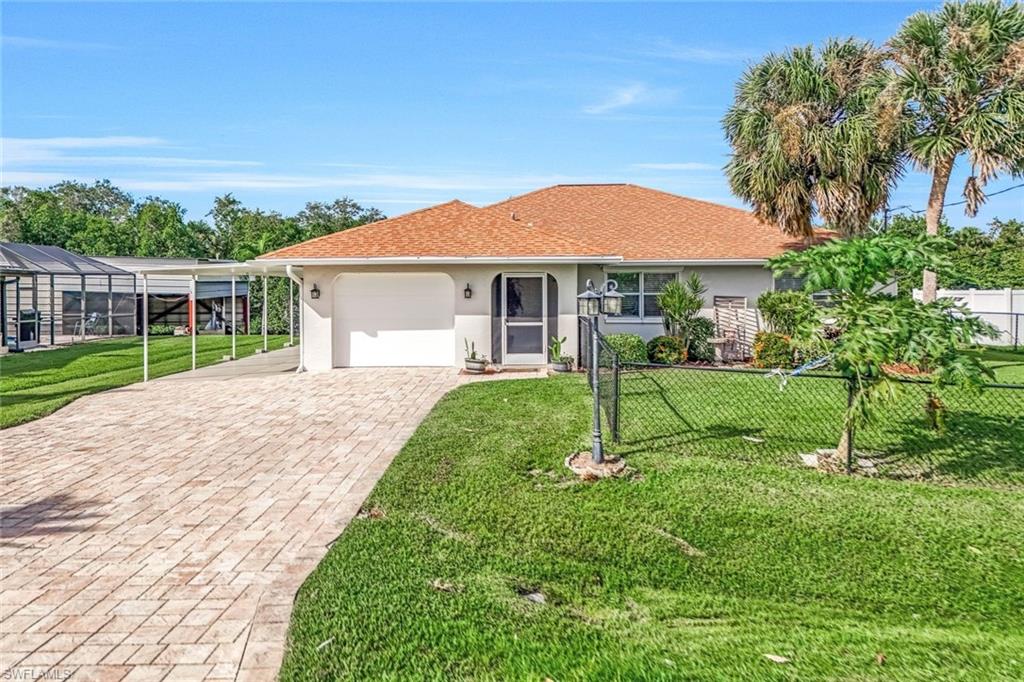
[577,263,774,341]
[298,263,580,371]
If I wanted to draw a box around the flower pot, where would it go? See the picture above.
[551,360,572,373]
[464,358,487,374]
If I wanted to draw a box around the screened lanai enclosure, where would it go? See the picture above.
[1,242,137,351]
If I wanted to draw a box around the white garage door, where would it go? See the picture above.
[333,273,455,367]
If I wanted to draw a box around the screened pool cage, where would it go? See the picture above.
[1,242,137,351]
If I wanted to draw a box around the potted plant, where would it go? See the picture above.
[464,339,488,373]
[548,336,574,372]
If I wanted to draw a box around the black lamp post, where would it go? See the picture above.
[577,279,623,463]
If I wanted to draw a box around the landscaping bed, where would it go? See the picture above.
[280,375,1024,681]
[0,335,289,428]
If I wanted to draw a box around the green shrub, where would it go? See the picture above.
[752,331,794,368]
[647,335,687,365]
[603,333,647,364]
[757,290,817,337]
[687,316,716,362]
[147,324,176,336]
[657,273,707,349]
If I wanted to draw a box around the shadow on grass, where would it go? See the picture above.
[867,411,1024,486]
[0,493,106,548]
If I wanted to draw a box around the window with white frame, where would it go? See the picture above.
[606,272,676,320]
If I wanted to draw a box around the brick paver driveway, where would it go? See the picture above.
[1,365,468,681]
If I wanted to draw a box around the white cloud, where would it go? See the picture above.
[99,171,592,193]
[2,136,166,164]
[635,39,755,64]
[0,168,599,194]
[583,84,649,115]
[1,135,614,198]
[582,83,681,115]
[632,162,720,171]
[1,137,259,169]
[2,35,117,50]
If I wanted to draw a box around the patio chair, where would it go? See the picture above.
[73,312,102,337]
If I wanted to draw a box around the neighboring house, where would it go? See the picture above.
[257,183,811,371]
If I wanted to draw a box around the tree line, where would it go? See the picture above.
[0,180,385,262]
[0,180,385,335]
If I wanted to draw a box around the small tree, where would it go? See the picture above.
[657,273,707,351]
[768,233,997,461]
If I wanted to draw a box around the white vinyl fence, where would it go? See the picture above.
[913,288,1023,349]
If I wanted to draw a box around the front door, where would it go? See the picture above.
[502,273,546,365]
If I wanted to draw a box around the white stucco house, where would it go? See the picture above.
[255,183,813,371]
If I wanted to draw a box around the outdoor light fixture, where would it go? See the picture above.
[577,281,602,317]
[464,283,473,299]
[576,279,623,317]
[601,280,623,315]
[576,278,625,465]
[310,284,321,300]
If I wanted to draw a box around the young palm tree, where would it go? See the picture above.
[724,39,908,241]
[889,0,1024,302]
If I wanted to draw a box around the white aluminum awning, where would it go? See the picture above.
[139,261,304,383]
[134,261,300,277]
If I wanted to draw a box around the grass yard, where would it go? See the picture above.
[0,334,289,429]
[281,375,1024,681]
[973,346,1024,384]
[615,365,1024,487]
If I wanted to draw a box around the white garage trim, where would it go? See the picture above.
[332,272,455,367]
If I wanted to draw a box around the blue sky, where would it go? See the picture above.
[2,1,1021,227]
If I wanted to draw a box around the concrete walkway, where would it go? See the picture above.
[158,347,300,382]
[1,363,474,681]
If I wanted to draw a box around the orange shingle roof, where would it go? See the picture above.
[259,184,813,261]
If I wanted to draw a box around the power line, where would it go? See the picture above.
[881,181,1024,228]
[902,182,1024,215]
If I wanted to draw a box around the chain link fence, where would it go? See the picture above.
[581,318,1024,489]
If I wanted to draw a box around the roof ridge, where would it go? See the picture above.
[484,185,562,209]
[619,183,756,217]
[258,199,474,260]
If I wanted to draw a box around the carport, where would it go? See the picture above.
[134,261,303,380]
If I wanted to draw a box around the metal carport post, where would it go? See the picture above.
[231,273,237,360]
[262,273,268,353]
[190,275,197,371]
[142,274,149,382]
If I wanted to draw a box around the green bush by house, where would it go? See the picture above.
[752,331,794,368]
[603,333,647,364]
[687,316,716,362]
[647,335,687,365]
[756,290,817,337]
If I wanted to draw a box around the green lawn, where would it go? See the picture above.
[281,375,1024,681]
[974,346,1024,384]
[0,334,289,429]
[615,365,1023,487]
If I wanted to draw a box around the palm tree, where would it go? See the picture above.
[724,39,908,241]
[889,0,1024,302]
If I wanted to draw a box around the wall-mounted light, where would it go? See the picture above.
[310,284,321,300]
[464,283,473,299]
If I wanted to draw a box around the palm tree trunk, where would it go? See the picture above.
[922,156,955,303]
